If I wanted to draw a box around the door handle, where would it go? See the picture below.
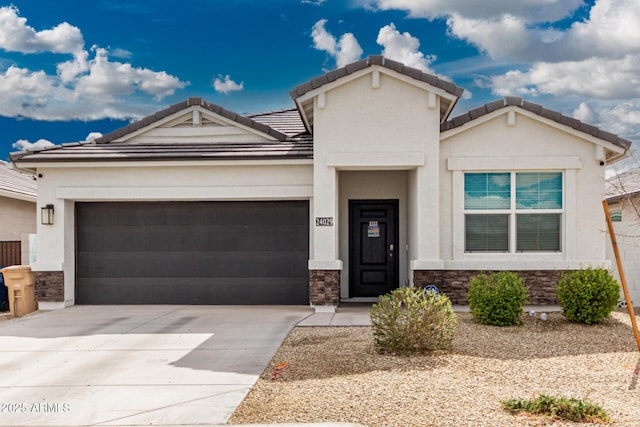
[389,244,394,258]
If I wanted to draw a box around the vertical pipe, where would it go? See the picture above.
[603,200,640,352]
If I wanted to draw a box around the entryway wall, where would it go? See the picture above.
[338,170,408,299]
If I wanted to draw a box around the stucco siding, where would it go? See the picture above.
[0,195,36,241]
[606,199,640,305]
[313,73,441,153]
[440,111,609,269]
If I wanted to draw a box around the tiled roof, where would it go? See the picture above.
[290,55,465,100]
[94,97,290,144]
[0,161,36,199]
[441,96,632,150]
[606,168,640,203]
[248,108,307,137]
[10,141,313,163]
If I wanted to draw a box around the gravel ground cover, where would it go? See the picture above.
[230,310,640,426]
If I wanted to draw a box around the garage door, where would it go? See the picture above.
[76,201,309,304]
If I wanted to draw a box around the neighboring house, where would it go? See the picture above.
[0,161,37,266]
[606,168,640,305]
[10,56,632,311]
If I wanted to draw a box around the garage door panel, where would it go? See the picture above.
[78,225,309,252]
[79,202,309,227]
[76,201,309,305]
[77,251,309,278]
[78,277,309,305]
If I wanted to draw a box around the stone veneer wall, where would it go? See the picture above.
[34,271,64,302]
[309,270,340,306]
[413,270,571,305]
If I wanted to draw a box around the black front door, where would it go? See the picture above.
[349,200,399,297]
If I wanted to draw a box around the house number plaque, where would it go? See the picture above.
[315,217,334,226]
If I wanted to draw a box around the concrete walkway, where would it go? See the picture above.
[298,303,562,326]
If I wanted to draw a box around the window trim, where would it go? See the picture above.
[463,172,564,253]
[449,157,579,261]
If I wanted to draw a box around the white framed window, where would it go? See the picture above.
[464,172,563,253]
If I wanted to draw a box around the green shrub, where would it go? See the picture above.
[370,287,457,354]
[501,394,609,423]
[467,271,528,326]
[556,267,620,324]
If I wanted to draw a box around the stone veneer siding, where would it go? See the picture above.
[34,271,64,302]
[309,270,340,306]
[413,270,571,305]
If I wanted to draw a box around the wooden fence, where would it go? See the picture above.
[0,241,21,267]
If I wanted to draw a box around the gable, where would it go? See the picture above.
[441,97,630,162]
[113,107,277,144]
[311,70,444,155]
[98,97,292,145]
[290,55,464,133]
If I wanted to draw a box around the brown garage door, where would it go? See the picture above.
[76,201,309,304]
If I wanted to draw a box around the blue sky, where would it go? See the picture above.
[0,0,638,163]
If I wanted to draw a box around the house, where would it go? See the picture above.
[10,56,632,312]
[606,168,640,305]
[0,161,37,267]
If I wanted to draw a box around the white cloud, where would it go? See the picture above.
[0,7,188,121]
[365,0,583,23]
[84,132,103,142]
[0,62,159,120]
[0,6,84,54]
[302,0,327,4]
[445,0,640,63]
[564,0,640,60]
[445,14,537,61]
[74,47,186,100]
[489,55,640,99]
[376,23,436,73]
[599,101,640,140]
[57,50,89,83]
[213,75,244,94]
[572,102,596,123]
[311,19,363,69]
[12,138,55,151]
[366,0,640,88]
[110,48,132,59]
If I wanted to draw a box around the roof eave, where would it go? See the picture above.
[606,190,640,204]
[0,188,36,202]
[12,157,314,169]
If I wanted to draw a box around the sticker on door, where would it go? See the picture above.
[368,221,380,238]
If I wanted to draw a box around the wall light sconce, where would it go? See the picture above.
[41,204,54,225]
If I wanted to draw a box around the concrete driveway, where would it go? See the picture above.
[0,305,312,426]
